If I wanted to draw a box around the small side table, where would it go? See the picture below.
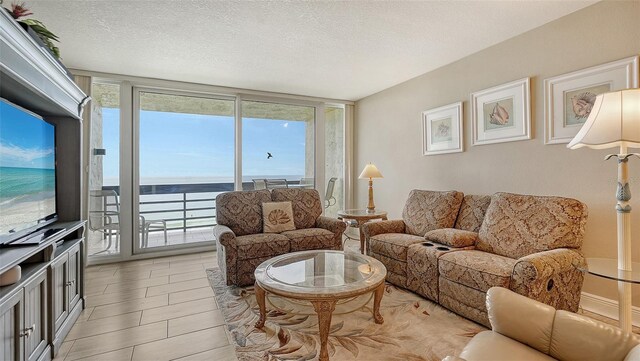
[575,257,640,332]
[337,209,388,254]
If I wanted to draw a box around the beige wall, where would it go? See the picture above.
[354,1,640,304]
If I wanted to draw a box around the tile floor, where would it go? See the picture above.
[55,251,236,361]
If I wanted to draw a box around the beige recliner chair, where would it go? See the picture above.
[450,287,640,361]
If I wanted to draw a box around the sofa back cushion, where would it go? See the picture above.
[477,192,588,259]
[216,190,272,236]
[271,188,322,229]
[402,190,464,236]
[455,194,492,232]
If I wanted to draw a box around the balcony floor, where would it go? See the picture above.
[88,228,214,257]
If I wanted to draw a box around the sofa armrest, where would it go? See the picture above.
[213,224,236,248]
[510,248,585,311]
[361,219,406,239]
[316,216,347,235]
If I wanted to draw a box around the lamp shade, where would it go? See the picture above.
[359,163,383,179]
[567,89,640,150]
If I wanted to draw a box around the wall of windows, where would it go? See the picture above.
[85,74,351,264]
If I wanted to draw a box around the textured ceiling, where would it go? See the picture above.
[27,0,597,101]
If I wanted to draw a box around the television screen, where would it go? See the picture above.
[0,99,57,239]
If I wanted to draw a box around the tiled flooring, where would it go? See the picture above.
[54,251,236,361]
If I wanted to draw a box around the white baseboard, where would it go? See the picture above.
[580,292,640,327]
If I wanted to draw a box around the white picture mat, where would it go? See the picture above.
[544,56,639,144]
[422,102,463,155]
[471,78,531,146]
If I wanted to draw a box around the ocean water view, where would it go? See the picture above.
[0,166,55,203]
[0,166,56,234]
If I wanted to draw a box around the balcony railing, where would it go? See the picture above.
[102,180,304,233]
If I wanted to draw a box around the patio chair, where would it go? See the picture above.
[325,177,337,208]
[140,215,168,248]
[88,189,168,251]
[265,178,289,189]
[300,177,314,188]
[252,179,267,190]
[88,189,120,254]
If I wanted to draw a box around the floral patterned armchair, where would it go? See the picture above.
[214,188,346,286]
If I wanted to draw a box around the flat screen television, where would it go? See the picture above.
[0,98,57,244]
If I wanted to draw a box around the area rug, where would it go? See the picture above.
[206,268,485,361]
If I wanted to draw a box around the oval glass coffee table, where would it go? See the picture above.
[254,250,387,361]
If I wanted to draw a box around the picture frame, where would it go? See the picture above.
[471,77,531,146]
[544,56,639,144]
[422,102,463,155]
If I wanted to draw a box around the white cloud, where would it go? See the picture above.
[283,122,289,128]
[0,142,53,162]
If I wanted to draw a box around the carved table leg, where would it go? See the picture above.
[254,282,267,328]
[373,282,385,324]
[312,300,337,361]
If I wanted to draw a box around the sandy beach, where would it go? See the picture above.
[0,192,55,234]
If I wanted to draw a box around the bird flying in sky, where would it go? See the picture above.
[267,152,273,159]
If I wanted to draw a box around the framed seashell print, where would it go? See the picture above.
[544,56,639,144]
[471,77,531,146]
[422,102,463,155]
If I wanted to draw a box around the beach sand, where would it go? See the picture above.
[0,193,55,234]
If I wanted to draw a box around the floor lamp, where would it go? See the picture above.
[567,88,640,332]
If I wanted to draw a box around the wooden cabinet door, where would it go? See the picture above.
[23,269,48,361]
[50,254,69,333]
[0,290,23,361]
[67,244,81,310]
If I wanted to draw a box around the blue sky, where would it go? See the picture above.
[0,101,55,169]
[102,108,308,180]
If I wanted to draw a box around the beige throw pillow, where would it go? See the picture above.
[262,202,295,233]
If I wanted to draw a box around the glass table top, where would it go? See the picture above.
[577,258,640,284]
[255,250,387,298]
[337,209,387,218]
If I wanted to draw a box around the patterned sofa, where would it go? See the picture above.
[362,190,588,327]
[214,188,346,286]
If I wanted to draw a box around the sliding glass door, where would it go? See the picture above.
[134,89,235,253]
[241,100,316,191]
[87,77,349,263]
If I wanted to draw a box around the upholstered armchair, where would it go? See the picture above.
[214,188,346,286]
[449,287,640,361]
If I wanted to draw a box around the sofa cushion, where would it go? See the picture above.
[271,188,323,229]
[281,228,334,251]
[216,190,272,236]
[236,233,290,260]
[439,250,517,292]
[262,201,295,233]
[460,331,556,361]
[477,192,588,259]
[369,233,425,261]
[402,190,464,236]
[455,194,492,232]
[425,228,478,247]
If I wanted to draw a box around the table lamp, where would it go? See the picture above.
[359,163,383,213]
[567,88,640,332]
